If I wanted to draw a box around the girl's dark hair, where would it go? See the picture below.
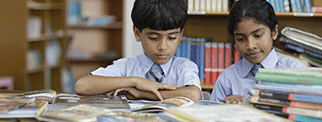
[228,0,278,35]
[131,0,187,32]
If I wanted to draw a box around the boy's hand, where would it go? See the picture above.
[112,87,142,99]
[223,95,244,104]
[135,78,179,101]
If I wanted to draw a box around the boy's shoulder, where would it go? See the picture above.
[172,56,198,67]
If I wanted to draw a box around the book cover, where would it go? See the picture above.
[280,0,286,12]
[186,37,192,60]
[0,97,35,113]
[190,37,197,65]
[295,0,302,12]
[41,104,112,122]
[181,36,188,58]
[224,43,231,69]
[131,96,194,113]
[204,42,212,84]
[275,0,281,12]
[280,36,322,56]
[290,0,298,12]
[165,104,291,122]
[211,42,218,84]
[285,43,322,59]
[0,89,57,104]
[53,94,130,109]
[218,42,225,77]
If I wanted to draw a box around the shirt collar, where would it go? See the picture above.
[240,48,277,77]
[141,54,173,77]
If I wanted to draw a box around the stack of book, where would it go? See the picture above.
[244,67,322,122]
[280,27,322,67]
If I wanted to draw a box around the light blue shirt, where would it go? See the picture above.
[91,54,201,90]
[209,48,307,103]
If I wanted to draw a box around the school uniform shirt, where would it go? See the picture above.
[91,54,202,91]
[209,48,307,103]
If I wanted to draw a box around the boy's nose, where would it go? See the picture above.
[157,40,167,50]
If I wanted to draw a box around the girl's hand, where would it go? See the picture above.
[223,95,244,104]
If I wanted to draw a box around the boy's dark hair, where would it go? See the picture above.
[131,0,187,32]
[228,0,278,36]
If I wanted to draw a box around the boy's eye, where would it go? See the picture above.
[169,36,177,40]
[149,36,158,40]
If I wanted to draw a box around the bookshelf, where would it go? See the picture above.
[186,1,322,90]
[0,0,67,92]
[65,0,123,79]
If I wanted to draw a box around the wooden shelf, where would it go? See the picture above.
[69,22,122,30]
[188,11,322,17]
[27,1,63,10]
[27,66,45,74]
[201,83,214,90]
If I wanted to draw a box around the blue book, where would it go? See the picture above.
[290,0,298,12]
[275,0,281,12]
[186,37,192,60]
[304,0,311,13]
[199,38,206,81]
[175,43,181,57]
[181,37,188,58]
[195,38,201,78]
[190,37,197,64]
[295,0,302,12]
[290,114,322,122]
[279,0,285,12]
[271,0,277,12]
[285,43,322,59]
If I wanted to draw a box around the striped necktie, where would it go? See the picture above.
[146,63,164,83]
[251,64,262,76]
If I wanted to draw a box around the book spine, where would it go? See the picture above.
[195,0,200,11]
[255,73,322,85]
[224,43,231,69]
[255,97,291,106]
[281,36,322,55]
[284,0,290,12]
[254,84,322,96]
[289,114,322,122]
[280,0,285,12]
[194,38,201,80]
[275,0,281,12]
[259,81,322,92]
[295,0,302,12]
[271,0,277,12]
[290,0,297,12]
[181,37,188,58]
[216,0,222,12]
[253,104,284,112]
[233,47,241,63]
[288,93,322,104]
[199,38,206,81]
[218,42,225,76]
[187,37,192,60]
[222,0,229,12]
[312,7,322,13]
[304,0,311,13]
[200,0,206,12]
[191,38,197,64]
[290,101,322,110]
[204,42,212,84]
[282,106,322,118]
[211,42,218,84]
[175,42,181,57]
[188,0,195,12]
[211,0,217,12]
[285,43,322,59]
[206,0,212,12]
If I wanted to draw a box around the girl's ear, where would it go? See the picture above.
[133,26,142,42]
[272,25,279,40]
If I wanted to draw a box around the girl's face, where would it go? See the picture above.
[234,18,278,64]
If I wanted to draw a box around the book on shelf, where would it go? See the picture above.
[255,67,322,85]
[204,42,212,84]
[211,42,218,84]
[164,104,291,122]
[40,104,112,122]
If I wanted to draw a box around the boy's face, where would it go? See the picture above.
[133,26,183,64]
[233,19,278,64]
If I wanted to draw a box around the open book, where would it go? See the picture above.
[131,96,217,113]
[0,89,57,103]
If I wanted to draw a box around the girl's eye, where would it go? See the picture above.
[254,34,262,38]
[236,37,244,41]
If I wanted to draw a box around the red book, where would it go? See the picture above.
[234,47,241,63]
[217,42,225,77]
[204,42,212,84]
[211,42,218,84]
[224,43,231,69]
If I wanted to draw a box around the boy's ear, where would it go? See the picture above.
[133,26,142,42]
[179,28,184,42]
[272,25,279,40]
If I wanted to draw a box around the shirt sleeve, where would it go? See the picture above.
[91,58,128,77]
[209,72,232,103]
[176,59,201,90]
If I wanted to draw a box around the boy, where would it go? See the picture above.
[75,0,202,102]
[209,0,307,104]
